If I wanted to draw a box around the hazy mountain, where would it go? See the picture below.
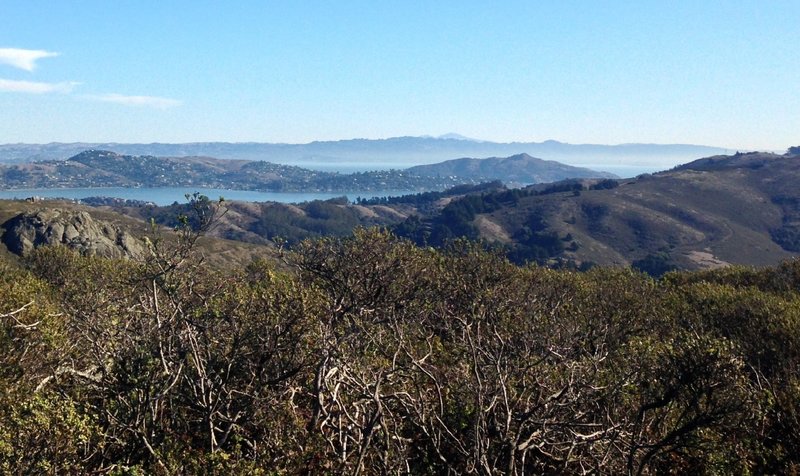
[0,137,729,170]
[434,133,483,141]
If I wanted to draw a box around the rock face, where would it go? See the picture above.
[1,209,145,259]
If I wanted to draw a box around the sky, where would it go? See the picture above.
[0,1,798,150]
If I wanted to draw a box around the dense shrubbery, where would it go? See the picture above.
[589,178,620,190]
[359,181,505,207]
[1,227,799,474]
[632,252,677,277]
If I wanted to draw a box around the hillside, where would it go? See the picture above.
[0,150,613,192]
[11,149,798,274]
[116,183,508,246]
[0,150,471,192]
[391,150,800,272]
[4,154,800,473]
[86,149,800,273]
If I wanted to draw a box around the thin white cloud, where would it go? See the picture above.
[88,93,181,109]
[0,48,59,72]
[0,78,78,94]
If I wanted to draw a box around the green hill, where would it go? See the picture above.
[407,153,617,186]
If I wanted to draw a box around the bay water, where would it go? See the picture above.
[0,187,415,206]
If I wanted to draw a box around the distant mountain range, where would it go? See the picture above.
[0,150,613,192]
[2,148,799,273]
[0,136,729,170]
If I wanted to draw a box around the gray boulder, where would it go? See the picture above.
[1,209,145,259]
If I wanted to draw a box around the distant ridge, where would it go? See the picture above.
[0,137,728,169]
[0,150,615,192]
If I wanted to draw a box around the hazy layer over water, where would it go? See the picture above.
[0,187,415,206]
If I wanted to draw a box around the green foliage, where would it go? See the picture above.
[581,201,610,229]
[771,224,800,252]
[664,258,800,295]
[394,191,515,248]
[0,259,64,393]
[0,393,99,474]
[508,214,565,264]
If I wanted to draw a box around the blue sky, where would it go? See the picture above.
[0,1,797,149]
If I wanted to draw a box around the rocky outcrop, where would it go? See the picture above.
[1,209,145,259]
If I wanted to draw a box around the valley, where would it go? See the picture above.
[3,148,796,275]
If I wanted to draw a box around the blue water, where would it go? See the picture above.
[0,163,667,206]
[0,187,416,206]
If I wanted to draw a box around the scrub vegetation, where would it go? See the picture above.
[1,208,799,474]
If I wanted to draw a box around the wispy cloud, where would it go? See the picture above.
[88,93,181,109]
[0,48,179,109]
[0,48,59,72]
[0,78,78,94]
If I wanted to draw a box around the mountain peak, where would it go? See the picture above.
[506,153,538,160]
[436,133,482,142]
[68,150,123,162]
